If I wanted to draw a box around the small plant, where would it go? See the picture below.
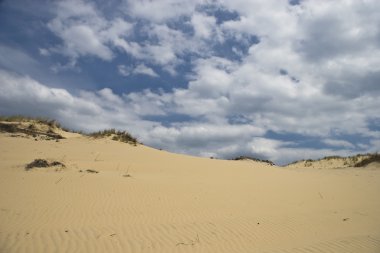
[25,159,65,170]
[25,159,50,169]
[50,161,65,167]
[85,169,99,173]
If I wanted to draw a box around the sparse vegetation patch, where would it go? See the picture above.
[354,154,380,167]
[286,153,379,168]
[322,155,342,160]
[89,129,138,145]
[0,123,18,133]
[0,115,61,128]
[232,156,275,166]
[0,121,64,140]
[25,159,65,170]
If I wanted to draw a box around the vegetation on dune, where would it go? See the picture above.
[0,122,18,133]
[25,159,65,170]
[0,115,62,128]
[0,115,138,145]
[89,129,138,145]
[232,156,275,166]
[287,153,379,167]
[354,154,380,167]
[321,155,342,160]
[0,121,64,140]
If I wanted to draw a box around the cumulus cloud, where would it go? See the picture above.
[191,13,217,39]
[44,0,245,73]
[44,0,198,73]
[46,0,133,66]
[125,0,200,22]
[322,139,355,149]
[47,0,111,61]
[118,64,159,77]
[38,48,50,56]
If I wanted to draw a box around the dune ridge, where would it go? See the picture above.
[0,118,379,253]
[286,154,380,170]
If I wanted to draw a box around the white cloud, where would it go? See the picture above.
[191,13,217,39]
[186,57,235,98]
[47,0,133,66]
[248,137,284,157]
[118,64,158,77]
[59,24,113,60]
[44,1,224,74]
[125,0,200,22]
[133,64,159,77]
[322,139,355,149]
[117,65,130,76]
[138,122,267,159]
[38,48,50,56]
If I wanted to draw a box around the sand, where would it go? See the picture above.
[1,127,380,253]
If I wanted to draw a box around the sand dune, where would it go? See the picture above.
[0,121,379,253]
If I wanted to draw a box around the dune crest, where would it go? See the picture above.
[286,154,380,169]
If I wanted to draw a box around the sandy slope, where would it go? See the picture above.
[0,131,380,253]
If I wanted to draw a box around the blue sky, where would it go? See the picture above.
[0,0,380,165]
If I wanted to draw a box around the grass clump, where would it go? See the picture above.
[0,115,61,128]
[354,154,380,167]
[0,115,65,140]
[321,155,342,160]
[232,156,275,166]
[0,115,30,122]
[89,129,138,145]
[25,159,65,170]
[0,123,18,133]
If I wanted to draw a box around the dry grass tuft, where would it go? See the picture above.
[354,154,380,167]
[25,159,65,170]
[89,129,138,145]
